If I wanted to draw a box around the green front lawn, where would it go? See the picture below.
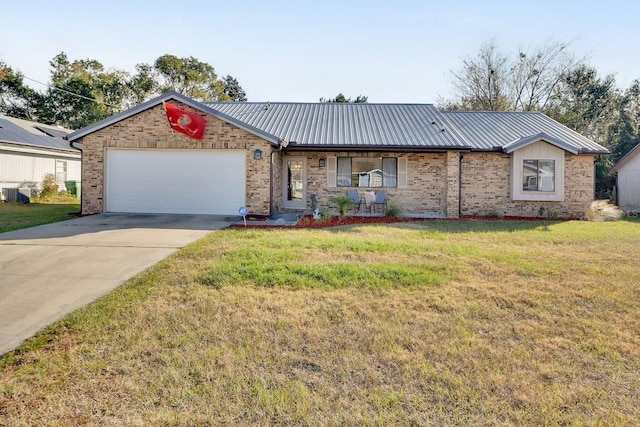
[1,220,639,425]
[0,202,80,233]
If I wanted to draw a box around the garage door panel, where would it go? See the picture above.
[106,149,246,215]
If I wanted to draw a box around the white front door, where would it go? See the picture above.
[283,157,306,210]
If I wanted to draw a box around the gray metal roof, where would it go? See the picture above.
[66,91,607,155]
[0,115,77,153]
[204,102,471,149]
[441,111,609,154]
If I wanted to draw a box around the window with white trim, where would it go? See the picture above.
[523,159,555,192]
[336,157,397,187]
[55,160,67,185]
[511,141,564,202]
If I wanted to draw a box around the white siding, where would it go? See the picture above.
[0,147,81,194]
[511,141,565,202]
[617,151,640,209]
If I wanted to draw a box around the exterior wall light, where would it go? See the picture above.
[254,149,263,160]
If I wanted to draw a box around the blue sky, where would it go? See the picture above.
[2,0,639,103]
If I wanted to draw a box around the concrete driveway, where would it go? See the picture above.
[0,213,232,356]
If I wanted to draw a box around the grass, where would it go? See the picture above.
[1,219,639,425]
[0,202,80,233]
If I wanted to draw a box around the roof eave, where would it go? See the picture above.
[283,143,472,152]
[502,132,580,155]
[611,143,640,172]
[66,91,281,146]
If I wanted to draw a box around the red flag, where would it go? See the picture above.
[163,102,207,140]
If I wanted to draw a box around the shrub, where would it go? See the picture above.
[384,201,404,218]
[328,195,353,217]
[39,174,59,199]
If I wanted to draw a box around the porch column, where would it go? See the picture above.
[445,151,460,218]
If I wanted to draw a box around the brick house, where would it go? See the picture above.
[67,91,608,218]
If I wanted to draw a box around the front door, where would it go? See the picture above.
[283,157,306,210]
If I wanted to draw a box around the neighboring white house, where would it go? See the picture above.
[611,143,640,212]
[0,115,80,201]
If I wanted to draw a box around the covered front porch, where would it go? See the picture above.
[277,151,461,218]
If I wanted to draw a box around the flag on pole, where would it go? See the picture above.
[163,102,207,140]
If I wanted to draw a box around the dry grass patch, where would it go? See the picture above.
[1,220,639,425]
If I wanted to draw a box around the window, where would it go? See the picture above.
[55,160,67,185]
[337,157,397,187]
[511,141,564,202]
[523,159,555,192]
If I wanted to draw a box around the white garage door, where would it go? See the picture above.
[106,149,246,215]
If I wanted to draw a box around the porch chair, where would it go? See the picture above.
[372,190,388,213]
[346,190,365,213]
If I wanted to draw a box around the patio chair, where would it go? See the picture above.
[347,190,365,213]
[372,190,387,213]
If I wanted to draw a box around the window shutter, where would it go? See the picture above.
[327,157,337,187]
[398,158,408,188]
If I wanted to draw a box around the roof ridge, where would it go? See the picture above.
[204,101,435,106]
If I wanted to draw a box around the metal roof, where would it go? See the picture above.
[204,102,471,149]
[66,91,607,155]
[0,115,77,153]
[441,111,609,154]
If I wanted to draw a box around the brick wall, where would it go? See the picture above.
[80,102,274,215]
[461,152,595,218]
[287,151,449,216]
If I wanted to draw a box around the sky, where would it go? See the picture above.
[1,0,639,104]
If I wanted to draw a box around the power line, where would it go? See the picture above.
[21,75,119,108]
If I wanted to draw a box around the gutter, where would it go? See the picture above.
[282,144,473,153]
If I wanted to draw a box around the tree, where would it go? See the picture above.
[37,52,130,128]
[153,54,229,101]
[1,53,248,128]
[449,40,510,111]
[446,40,584,112]
[0,61,41,119]
[546,64,619,144]
[320,93,368,103]
[510,41,583,111]
[127,63,158,106]
[608,80,640,162]
[222,75,247,101]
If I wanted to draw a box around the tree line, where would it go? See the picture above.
[0,52,247,130]
[441,40,640,194]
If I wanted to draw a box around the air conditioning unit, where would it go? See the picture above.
[2,188,31,203]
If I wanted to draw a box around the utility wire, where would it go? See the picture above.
[21,75,119,108]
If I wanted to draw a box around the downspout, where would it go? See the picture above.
[67,137,82,215]
[458,152,464,216]
[594,155,598,200]
[270,150,274,216]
